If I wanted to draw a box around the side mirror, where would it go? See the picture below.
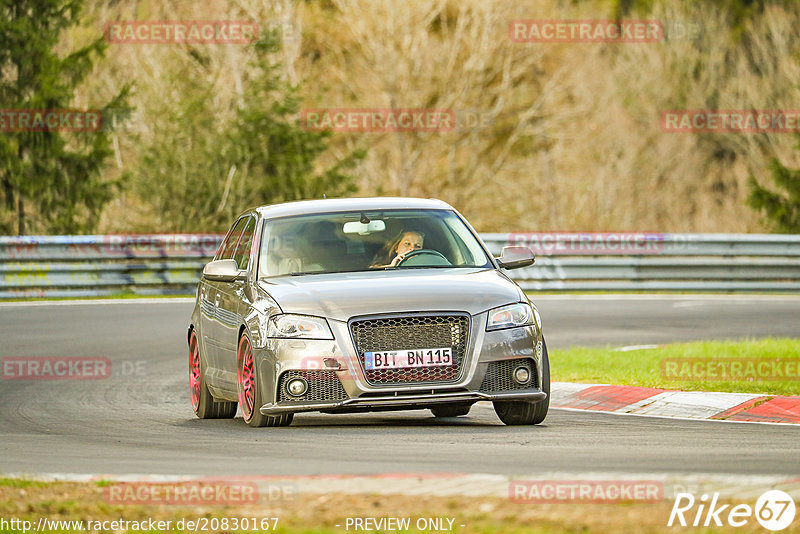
[496,246,535,269]
[203,259,246,282]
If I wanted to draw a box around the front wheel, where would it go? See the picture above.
[189,330,237,419]
[237,332,293,428]
[493,337,550,425]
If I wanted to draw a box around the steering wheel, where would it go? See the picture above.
[396,249,451,267]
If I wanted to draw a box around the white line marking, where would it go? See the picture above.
[614,344,660,352]
[552,406,799,426]
[530,294,800,301]
[672,301,706,308]
[0,298,194,307]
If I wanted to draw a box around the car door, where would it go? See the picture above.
[202,216,249,386]
[214,215,257,389]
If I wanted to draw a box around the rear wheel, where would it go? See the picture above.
[189,330,236,419]
[237,332,293,428]
[493,338,550,425]
[430,403,472,418]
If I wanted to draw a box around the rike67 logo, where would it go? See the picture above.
[668,490,796,531]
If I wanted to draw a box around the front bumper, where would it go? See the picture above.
[255,311,544,416]
[260,387,546,415]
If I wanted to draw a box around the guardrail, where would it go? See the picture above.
[482,233,800,292]
[0,233,798,298]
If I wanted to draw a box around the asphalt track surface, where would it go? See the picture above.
[1,296,798,478]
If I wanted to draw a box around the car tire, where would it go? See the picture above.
[189,330,237,419]
[430,403,472,418]
[493,337,550,425]
[237,331,293,428]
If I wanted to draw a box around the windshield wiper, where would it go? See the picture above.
[382,265,455,270]
[287,269,368,276]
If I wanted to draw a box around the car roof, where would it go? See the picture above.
[251,197,455,219]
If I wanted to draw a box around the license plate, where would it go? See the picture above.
[364,348,453,370]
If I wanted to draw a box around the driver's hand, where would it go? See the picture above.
[390,253,407,267]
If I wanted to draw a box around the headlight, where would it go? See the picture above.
[267,314,334,340]
[486,303,535,331]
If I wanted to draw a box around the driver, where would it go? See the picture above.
[371,230,424,268]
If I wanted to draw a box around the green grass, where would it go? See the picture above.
[0,477,51,489]
[551,338,800,396]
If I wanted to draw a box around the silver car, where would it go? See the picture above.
[187,198,549,427]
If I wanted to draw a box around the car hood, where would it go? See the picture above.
[258,268,524,322]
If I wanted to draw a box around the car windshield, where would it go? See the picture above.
[258,209,492,278]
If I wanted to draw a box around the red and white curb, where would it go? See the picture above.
[551,382,800,424]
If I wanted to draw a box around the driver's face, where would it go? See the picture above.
[395,232,423,256]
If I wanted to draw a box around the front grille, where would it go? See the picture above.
[350,314,470,385]
[479,357,538,393]
[277,370,349,402]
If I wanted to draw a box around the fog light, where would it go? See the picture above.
[513,366,531,385]
[286,378,308,397]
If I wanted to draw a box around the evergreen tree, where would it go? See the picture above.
[0,0,130,234]
[748,154,800,232]
[136,30,363,232]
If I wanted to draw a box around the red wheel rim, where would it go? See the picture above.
[238,335,255,421]
[189,333,201,412]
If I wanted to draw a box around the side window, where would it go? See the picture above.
[232,217,256,270]
[217,217,248,260]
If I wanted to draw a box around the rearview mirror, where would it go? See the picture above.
[496,246,535,269]
[343,220,386,235]
[203,259,246,282]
